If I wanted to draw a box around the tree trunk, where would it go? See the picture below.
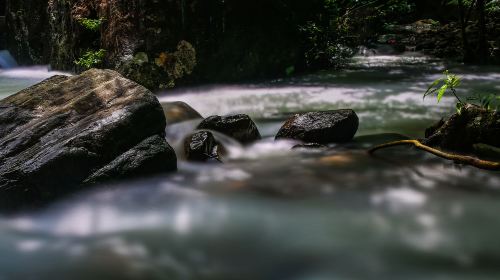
[457,0,473,63]
[477,0,488,63]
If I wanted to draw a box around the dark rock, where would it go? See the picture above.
[423,104,500,152]
[161,101,202,125]
[276,110,359,144]
[0,69,176,210]
[84,135,177,185]
[197,114,261,144]
[5,0,49,65]
[184,131,220,162]
[292,143,328,150]
[425,118,445,138]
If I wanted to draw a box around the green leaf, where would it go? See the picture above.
[437,84,448,103]
[424,79,441,99]
[456,102,463,115]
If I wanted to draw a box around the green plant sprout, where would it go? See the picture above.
[74,49,106,69]
[78,18,104,32]
[424,70,465,113]
[424,70,499,113]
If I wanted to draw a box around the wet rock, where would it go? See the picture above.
[0,69,176,210]
[184,131,220,162]
[161,101,202,125]
[197,114,261,144]
[276,110,359,144]
[84,135,177,185]
[423,104,500,152]
[292,143,328,150]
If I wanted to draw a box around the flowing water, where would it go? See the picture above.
[1,53,500,279]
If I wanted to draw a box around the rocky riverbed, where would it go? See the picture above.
[0,54,499,279]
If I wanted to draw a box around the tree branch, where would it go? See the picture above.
[368,140,500,171]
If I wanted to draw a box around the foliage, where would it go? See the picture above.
[467,93,500,110]
[424,70,463,103]
[299,21,353,69]
[74,49,106,69]
[424,70,499,113]
[154,41,197,88]
[78,18,104,32]
[447,0,498,12]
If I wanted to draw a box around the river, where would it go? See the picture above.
[1,53,500,279]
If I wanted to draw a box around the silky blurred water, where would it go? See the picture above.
[1,54,500,279]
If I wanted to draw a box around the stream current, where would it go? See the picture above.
[1,53,500,279]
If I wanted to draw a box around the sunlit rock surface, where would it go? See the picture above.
[161,101,202,125]
[0,69,175,210]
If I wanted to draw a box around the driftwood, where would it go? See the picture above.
[368,140,500,171]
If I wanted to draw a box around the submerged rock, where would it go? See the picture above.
[197,114,261,144]
[161,101,203,125]
[423,104,500,152]
[276,110,359,144]
[0,69,176,210]
[184,131,220,162]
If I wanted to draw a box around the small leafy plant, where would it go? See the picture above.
[424,70,466,113]
[78,18,104,32]
[424,70,499,113]
[74,49,106,69]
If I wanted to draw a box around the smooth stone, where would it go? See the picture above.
[276,110,359,144]
[197,114,261,144]
[161,101,202,125]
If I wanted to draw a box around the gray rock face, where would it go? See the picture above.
[276,110,359,144]
[197,114,261,144]
[0,69,176,210]
[161,101,202,125]
[184,131,220,162]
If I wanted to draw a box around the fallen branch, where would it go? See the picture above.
[368,140,500,171]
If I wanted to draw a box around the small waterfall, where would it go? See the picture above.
[0,50,18,69]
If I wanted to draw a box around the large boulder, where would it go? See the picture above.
[0,69,176,210]
[276,110,359,144]
[197,114,261,144]
[423,104,500,152]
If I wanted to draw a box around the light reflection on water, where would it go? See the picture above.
[1,55,500,278]
[0,66,71,100]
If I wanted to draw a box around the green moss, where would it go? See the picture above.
[78,18,105,32]
[74,49,106,69]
